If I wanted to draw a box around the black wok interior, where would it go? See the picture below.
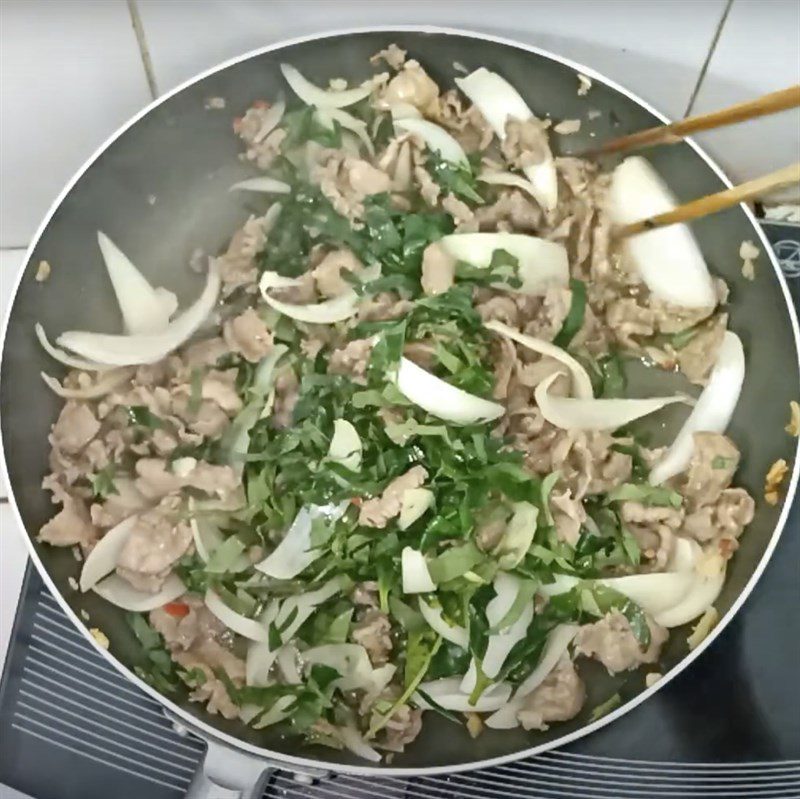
[1,30,798,769]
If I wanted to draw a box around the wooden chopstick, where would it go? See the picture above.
[591,85,800,156]
[617,162,800,238]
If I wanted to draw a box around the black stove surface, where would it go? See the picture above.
[1,222,798,799]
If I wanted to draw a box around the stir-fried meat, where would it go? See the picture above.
[151,596,245,719]
[677,314,727,384]
[434,90,494,152]
[502,118,552,175]
[351,609,393,666]
[134,458,238,501]
[475,188,542,233]
[272,369,299,429]
[575,612,668,674]
[550,489,586,546]
[328,338,374,382]
[312,152,391,221]
[682,488,754,554]
[378,704,423,752]
[89,478,149,530]
[517,655,586,731]
[215,212,273,295]
[358,465,428,528]
[356,292,413,322]
[116,498,192,592]
[223,308,274,362]
[370,43,407,71]
[379,60,439,114]
[38,494,98,548]
[441,193,474,227]
[50,402,100,455]
[311,249,363,298]
[234,103,287,170]
[681,432,740,509]
[605,298,654,349]
[420,241,456,296]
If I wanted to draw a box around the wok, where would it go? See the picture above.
[2,26,799,798]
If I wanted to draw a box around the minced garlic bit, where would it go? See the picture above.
[34,260,51,282]
[764,458,789,506]
[645,672,662,688]
[204,96,226,110]
[554,119,581,135]
[71,545,83,562]
[90,627,110,649]
[786,400,800,437]
[739,239,759,281]
[587,109,602,120]
[465,712,484,739]
[577,73,592,96]
[67,576,79,591]
[80,609,90,622]
[687,606,719,650]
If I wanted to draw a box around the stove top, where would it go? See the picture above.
[1,222,798,799]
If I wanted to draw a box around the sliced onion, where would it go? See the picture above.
[414,677,512,712]
[41,368,133,400]
[461,573,534,693]
[650,332,744,485]
[57,265,220,366]
[251,695,296,729]
[275,577,345,639]
[317,108,375,156]
[302,644,396,694]
[418,597,469,648]
[655,546,726,628]
[92,573,185,612]
[255,502,348,579]
[276,643,302,684]
[455,67,557,210]
[439,233,568,295]
[252,99,285,144]
[485,624,578,729]
[484,320,593,399]
[609,157,716,308]
[79,515,139,592]
[398,488,434,530]
[327,419,362,471]
[395,357,504,425]
[535,372,689,431]
[35,323,114,372]
[393,118,467,165]
[280,63,374,108]
[478,170,542,203]
[493,502,539,569]
[97,231,177,335]
[190,515,224,563]
[339,725,382,763]
[246,600,280,686]
[205,588,269,643]
[229,177,291,194]
[389,102,422,120]
[402,547,436,594]
[262,289,358,324]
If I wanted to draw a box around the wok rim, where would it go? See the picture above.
[1,23,799,777]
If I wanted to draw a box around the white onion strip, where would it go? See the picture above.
[317,108,375,156]
[393,118,468,165]
[57,265,220,366]
[414,677,512,712]
[484,319,593,399]
[280,63,374,108]
[262,289,358,324]
[79,516,139,592]
[35,323,113,372]
[401,547,436,594]
[455,67,557,211]
[252,99,285,143]
[395,357,504,425]
[439,232,568,296]
[229,177,291,194]
[97,232,177,335]
[485,624,578,729]
[92,573,185,612]
[649,332,745,485]
[535,372,689,431]
[418,598,469,648]
[478,170,542,203]
[205,588,269,643]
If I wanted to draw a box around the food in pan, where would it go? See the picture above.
[36,44,753,761]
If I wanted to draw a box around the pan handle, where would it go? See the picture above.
[185,739,275,799]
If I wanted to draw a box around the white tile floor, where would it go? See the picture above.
[1,0,799,669]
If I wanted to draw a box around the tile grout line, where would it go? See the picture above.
[683,0,734,118]
[126,0,160,100]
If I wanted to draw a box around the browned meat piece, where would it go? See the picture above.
[380,60,439,114]
[475,189,542,233]
[477,294,519,327]
[351,609,393,666]
[420,242,456,296]
[550,489,586,546]
[681,432,740,509]
[358,465,428,528]
[38,494,98,548]
[357,292,413,322]
[272,369,299,429]
[606,298,655,349]
[676,314,727,385]
[215,212,273,296]
[442,193,474,227]
[517,655,586,731]
[328,338,374,382]
[575,612,667,674]
[50,402,100,455]
[311,249,363,298]
[223,309,274,363]
[116,498,192,592]
[682,488,754,555]
[370,43,407,71]
[502,118,552,174]
[379,704,423,752]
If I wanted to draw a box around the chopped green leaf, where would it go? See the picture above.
[553,279,587,349]
[89,463,118,499]
[590,692,622,721]
[605,483,683,508]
